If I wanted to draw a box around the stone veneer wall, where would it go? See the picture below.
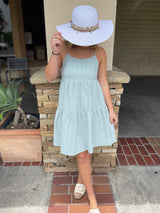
[30,67,130,172]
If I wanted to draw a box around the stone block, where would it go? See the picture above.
[48,114,55,119]
[43,156,68,163]
[39,107,57,114]
[37,94,49,101]
[115,100,121,106]
[115,128,118,137]
[43,89,57,95]
[36,89,42,95]
[101,148,117,153]
[110,158,116,166]
[65,161,77,167]
[41,119,54,125]
[112,100,116,104]
[47,162,66,167]
[111,95,121,101]
[92,161,110,167]
[47,147,64,154]
[42,141,54,147]
[97,145,113,149]
[52,146,61,152]
[41,131,53,136]
[40,125,48,131]
[92,156,109,163]
[115,123,118,129]
[43,154,49,158]
[93,147,101,153]
[110,88,124,95]
[112,142,118,148]
[52,83,60,89]
[47,136,53,142]
[113,106,119,114]
[109,83,122,88]
[36,83,59,89]
[41,136,47,142]
[48,125,53,131]
[37,101,42,107]
[49,95,59,101]
[40,114,48,119]
[43,101,58,108]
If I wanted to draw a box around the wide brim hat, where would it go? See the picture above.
[56,5,114,46]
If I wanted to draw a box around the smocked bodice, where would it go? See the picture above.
[61,54,99,80]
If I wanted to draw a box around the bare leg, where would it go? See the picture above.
[76,150,98,209]
[77,153,92,184]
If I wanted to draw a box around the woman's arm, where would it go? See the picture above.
[45,53,62,82]
[97,47,118,125]
[97,47,113,111]
[45,32,63,82]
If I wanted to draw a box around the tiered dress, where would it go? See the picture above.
[53,52,117,156]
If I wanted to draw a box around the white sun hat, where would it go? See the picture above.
[56,5,114,46]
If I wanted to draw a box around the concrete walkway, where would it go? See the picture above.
[108,165,160,213]
[0,165,160,213]
[0,166,53,213]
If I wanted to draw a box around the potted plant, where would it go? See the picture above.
[0,80,42,162]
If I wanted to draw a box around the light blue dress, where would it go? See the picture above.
[53,51,117,156]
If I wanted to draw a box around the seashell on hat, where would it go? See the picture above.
[56,5,114,46]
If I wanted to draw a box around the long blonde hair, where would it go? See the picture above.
[63,39,98,50]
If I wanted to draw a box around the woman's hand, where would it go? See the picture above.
[50,32,63,54]
[109,109,118,125]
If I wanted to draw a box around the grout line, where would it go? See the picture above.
[136,144,153,165]
[116,155,120,166]
[117,152,129,166]
[139,137,159,163]
[154,137,160,146]
[120,145,130,165]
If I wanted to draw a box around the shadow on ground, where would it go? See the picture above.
[119,76,160,137]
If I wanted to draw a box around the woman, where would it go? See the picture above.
[45,5,118,213]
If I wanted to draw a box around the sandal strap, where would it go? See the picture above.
[74,183,86,193]
[89,208,100,213]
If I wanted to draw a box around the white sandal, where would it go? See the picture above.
[73,183,86,200]
[88,208,101,213]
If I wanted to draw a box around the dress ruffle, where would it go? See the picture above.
[54,104,117,156]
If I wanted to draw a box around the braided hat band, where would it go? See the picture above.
[70,20,99,32]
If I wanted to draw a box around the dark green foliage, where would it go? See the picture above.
[0,80,25,121]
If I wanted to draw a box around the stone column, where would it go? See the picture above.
[30,67,130,172]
